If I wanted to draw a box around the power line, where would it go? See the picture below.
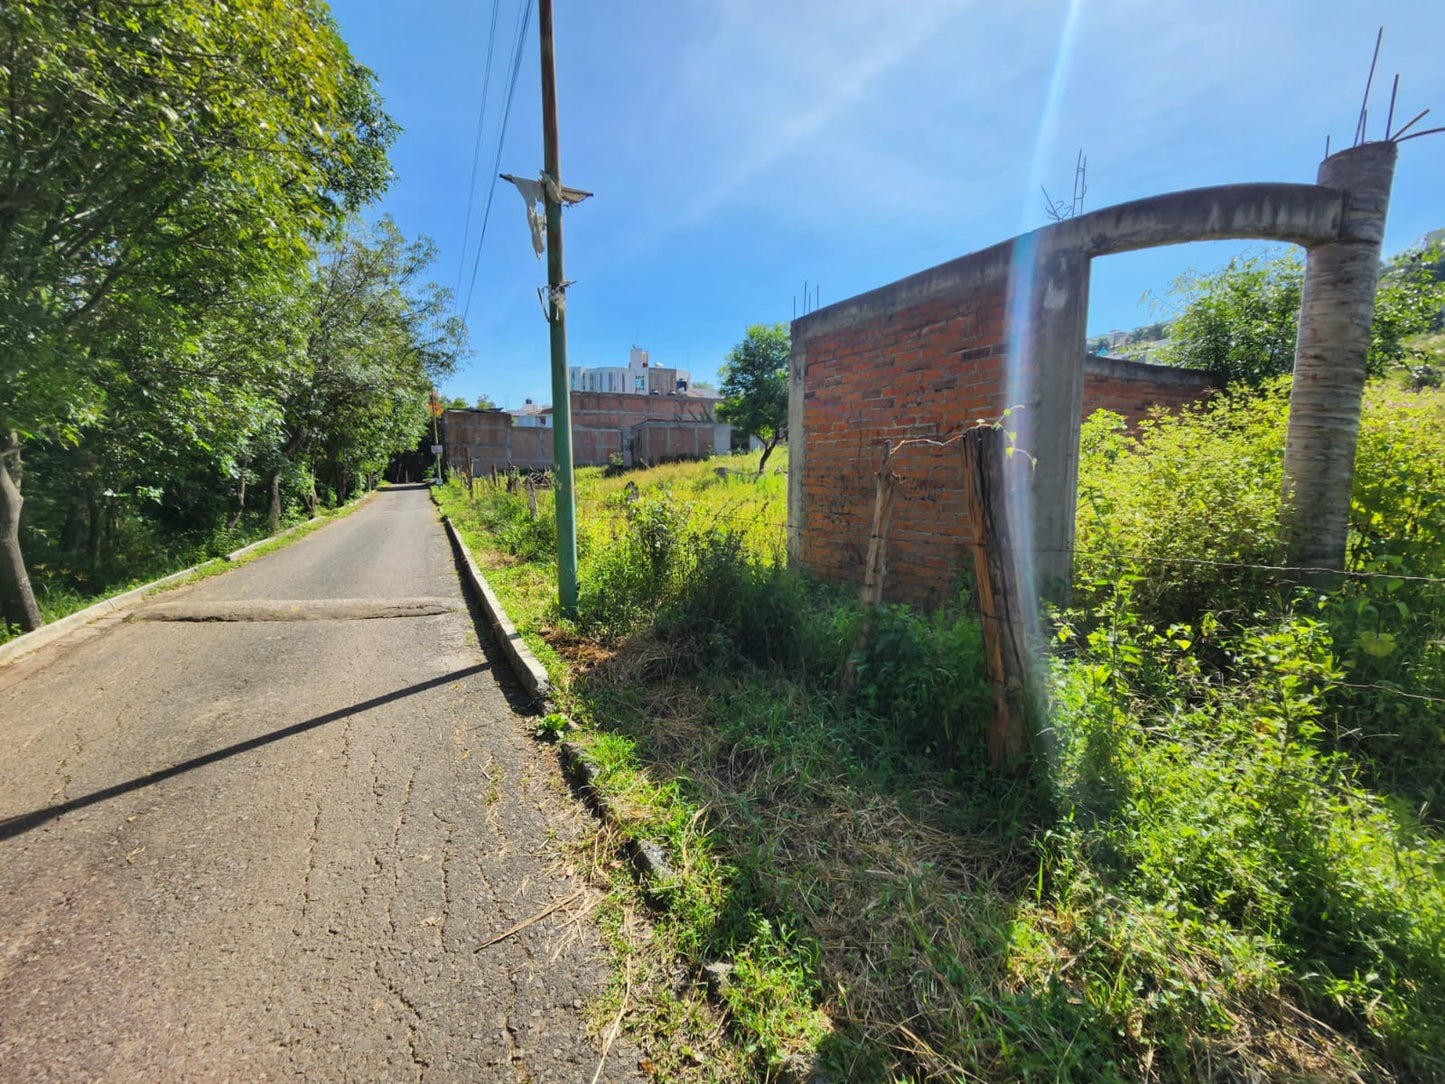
[454,0,504,304]
[461,0,534,322]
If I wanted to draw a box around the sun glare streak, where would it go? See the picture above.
[1004,0,1086,720]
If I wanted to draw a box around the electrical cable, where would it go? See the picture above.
[461,0,534,322]
[454,0,503,304]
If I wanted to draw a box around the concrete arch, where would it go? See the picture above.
[787,143,1397,605]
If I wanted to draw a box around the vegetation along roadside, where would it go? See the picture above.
[437,375,1445,1083]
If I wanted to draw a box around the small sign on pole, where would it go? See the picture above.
[430,444,443,455]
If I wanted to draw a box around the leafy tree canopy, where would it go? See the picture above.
[1160,240,1445,385]
[717,323,789,470]
[0,0,395,443]
[0,0,397,630]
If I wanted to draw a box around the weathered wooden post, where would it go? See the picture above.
[840,443,899,699]
[959,426,1031,768]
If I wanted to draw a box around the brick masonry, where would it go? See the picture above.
[792,271,1013,608]
[443,392,727,476]
[1081,354,1218,426]
[790,263,1218,608]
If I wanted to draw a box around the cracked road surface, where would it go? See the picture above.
[0,486,643,1082]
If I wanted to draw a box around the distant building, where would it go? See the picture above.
[569,345,693,396]
[509,398,550,427]
[442,391,729,476]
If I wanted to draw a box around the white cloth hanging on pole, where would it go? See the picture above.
[500,174,594,260]
[502,174,547,258]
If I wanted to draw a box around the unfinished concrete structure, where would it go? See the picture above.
[788,143,1395,606]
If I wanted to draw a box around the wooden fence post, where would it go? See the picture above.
[841,443,899,698]
[959,426,1031,767]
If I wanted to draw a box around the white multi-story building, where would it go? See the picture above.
[570,346,691,396]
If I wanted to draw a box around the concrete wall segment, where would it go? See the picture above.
[787,177,1354,605]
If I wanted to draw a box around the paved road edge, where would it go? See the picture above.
[0,491,378,668]
[437,512,553,710]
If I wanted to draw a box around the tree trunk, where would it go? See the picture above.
[1281,142,1397,582]
[226,470,248,532]
[60,490,87,558]
[757,434,779,473]
[268,469,282,534]
[0,436,43,633]
[87,490,102,569]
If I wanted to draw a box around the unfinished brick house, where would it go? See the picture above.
[787,143,1396,607]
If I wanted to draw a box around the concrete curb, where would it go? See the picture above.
[0,562,205,667]
[0,491,376,668]
[438,513,553,708]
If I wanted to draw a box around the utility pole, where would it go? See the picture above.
[539,0,578,617]
[429,390,444,484]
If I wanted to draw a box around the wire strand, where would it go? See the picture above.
[454,0,503,304]
[461,0,534,322]
[1073,549,1445,587]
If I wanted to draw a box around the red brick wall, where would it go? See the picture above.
[1081,355,1217,425]
[633,423,726,463]
[573,427,624,466]
[798,283,1011,608]
[443,394,724,475]
[797,324,1215,608]
[570,392,716,431]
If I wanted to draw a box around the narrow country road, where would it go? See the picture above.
[0,486,642,1083]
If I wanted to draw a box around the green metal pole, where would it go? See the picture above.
[539,0,578,617]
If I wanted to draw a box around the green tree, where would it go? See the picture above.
[717,324,790,471]
[267,219,464,525]
[1162,241,1445,386]
[0,0,394,631]
[1160,252,1305,383]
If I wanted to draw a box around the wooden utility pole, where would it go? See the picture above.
[539,0,579,617]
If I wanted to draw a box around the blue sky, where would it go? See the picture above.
[327,0,1445,409]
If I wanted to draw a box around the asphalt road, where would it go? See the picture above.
[0,485,642,1082]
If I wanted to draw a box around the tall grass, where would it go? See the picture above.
[439,406,1445,1083]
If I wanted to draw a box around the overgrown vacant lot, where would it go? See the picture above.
[438,385,1445,1083]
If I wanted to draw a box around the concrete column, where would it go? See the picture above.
[1282,142,1397,577]
[1017,240,1090,604]
[785,335,808,564]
